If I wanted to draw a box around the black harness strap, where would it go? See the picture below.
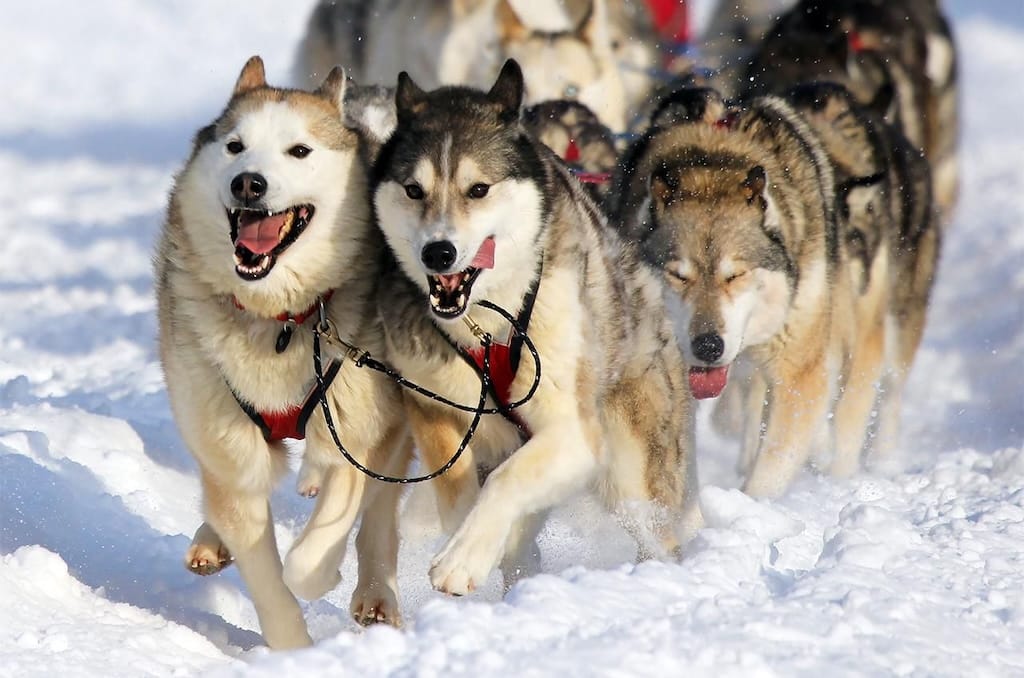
[230,356,343,441]
[437,266,543,440]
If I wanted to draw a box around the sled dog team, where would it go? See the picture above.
[156,0,953,648]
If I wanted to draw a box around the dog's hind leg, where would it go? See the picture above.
[202,472,311,649]
[405,395,480,535]
[602,372,703,561]
[185,522,232,575]
[350,430,412,627]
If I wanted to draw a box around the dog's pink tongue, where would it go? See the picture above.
[235,213,286,254]
[689,366,729,399]
[470,237,496,269]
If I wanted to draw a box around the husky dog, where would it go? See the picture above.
[742,0,959,218]
[523,99,618,200]
[371,60,701,595]
[155,57,409,648]
[293,0,657,133]
[610,87,872,497]
[786,82,940,472]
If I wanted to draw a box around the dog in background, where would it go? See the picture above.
[293,0,659,133]
[785,82,940,472]
[741,0,959,218]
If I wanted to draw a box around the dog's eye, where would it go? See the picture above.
[404,184,425,200]
[288,144,312,159]
[724,271,747,284]
[667,270,690,285]
[226,140,245,155]
[467,183,490,199]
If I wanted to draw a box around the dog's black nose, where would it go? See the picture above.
[692,333,725,363]
[230,172,267,204]
[421,241,458,271]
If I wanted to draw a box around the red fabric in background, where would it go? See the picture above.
[646,0,690,44]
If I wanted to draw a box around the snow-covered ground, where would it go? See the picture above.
[1,1,1022,676]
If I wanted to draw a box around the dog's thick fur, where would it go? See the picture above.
[371,60,702,595]
[609,87,874,497]
[742,0,959,218]
[785,82,940,470]
[155,57,409,648]
[293,0,657,132]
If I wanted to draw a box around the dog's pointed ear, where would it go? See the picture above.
[452,0,477,18]
[651,167,678,206]
[496,0,529,42]
[742,165,768,209]
[317,66,348,109]
[233,56,266,96]
[488,59,524,120]
[578,0,611,53]
[395,71,427,122]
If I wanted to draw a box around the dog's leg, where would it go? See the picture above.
[429,423,598,595]
[499,511,547,592]
[406,396,480,535]
[874,228,939,465]
[742,355,831,499]
[831,316,887,477]
[738,370,768,476]
[283,462,366,601]
[185,521,232,575]
[296,456,326,498]
[202,473,311,649]
[350,431,411,628]
[604,374,703,560]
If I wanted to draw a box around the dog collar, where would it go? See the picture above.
[231,290,334,353]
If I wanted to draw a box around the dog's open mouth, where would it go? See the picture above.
[426,237,495,319]
[228,205,314,280]
[689,365,729,400]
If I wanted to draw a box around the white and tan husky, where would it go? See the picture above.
[155,57,408,648]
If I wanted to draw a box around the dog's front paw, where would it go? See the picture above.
[350,585,402,628]
[429,523,506,595]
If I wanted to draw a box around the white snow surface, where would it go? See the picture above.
[1,1,1022,676]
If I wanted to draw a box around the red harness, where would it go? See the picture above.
[440,271,541,440]
[466,342,517,408]
[227,292,341,442]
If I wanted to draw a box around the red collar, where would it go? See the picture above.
[231,290,333,325]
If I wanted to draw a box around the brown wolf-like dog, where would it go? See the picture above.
[155,57,409,648]
[785,82,940,472]
[610,87,871,497]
